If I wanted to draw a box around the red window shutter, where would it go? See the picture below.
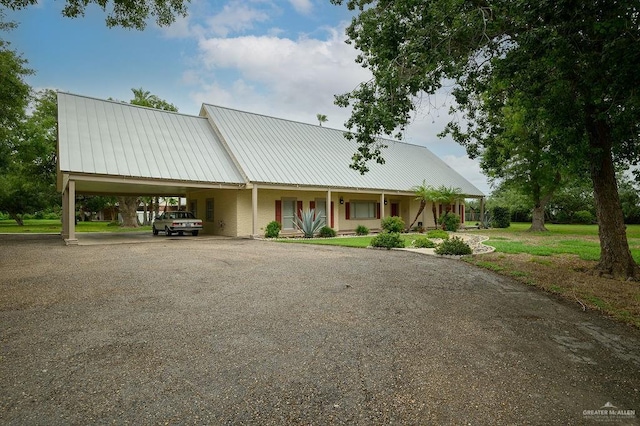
[310,201,315,216]
[331,202,334,228]
[345,202,350,220]
[275,200,282,224]
[297,201,303,219]
[376,203,381,219]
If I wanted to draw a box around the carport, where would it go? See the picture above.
[60,172,244,244]
[57,93,247,244]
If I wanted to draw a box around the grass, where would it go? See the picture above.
[469,223,640,328]
[0,219,152,233]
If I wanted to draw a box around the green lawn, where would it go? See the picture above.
[0,219,152,233]
[484,223,640,263]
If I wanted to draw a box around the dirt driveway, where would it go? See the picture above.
[1,235,638,424]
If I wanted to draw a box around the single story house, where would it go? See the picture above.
[57,92,484,243]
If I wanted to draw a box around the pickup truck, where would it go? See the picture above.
[152,211,203,236]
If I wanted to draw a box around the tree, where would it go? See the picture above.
[333,0,640,280]
[0,11,32,170]
[408,182,462,230]
[0,90,59,224]
[131,87,178,112]
[316,114,328,127]
[468,91,564,232]
[1,0,189,30]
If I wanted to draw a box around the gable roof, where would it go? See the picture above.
[57,93,245,185]
[57,93,483,197]
[201,104,484,196]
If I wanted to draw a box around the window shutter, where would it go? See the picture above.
[331,202,334,228]
[345,202,350,220]
[297,200,303,219]
[376,203,381,219]
[310,201,315,216]
[275,200,282,224]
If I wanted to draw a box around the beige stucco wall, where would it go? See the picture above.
[188,187,466,237]
[186,189,240,237]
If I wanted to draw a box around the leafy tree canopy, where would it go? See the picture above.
[0,89,59,224]
[333,0,640,278]
[1,0,189,30]
[130,87,178,111]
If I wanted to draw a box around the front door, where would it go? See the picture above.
[391,202,400,217]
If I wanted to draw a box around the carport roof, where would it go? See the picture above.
[57,93,246,187]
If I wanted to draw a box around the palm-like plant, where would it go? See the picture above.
[409,182,464,230]
[293,209,325,238]
[316,113,328,126]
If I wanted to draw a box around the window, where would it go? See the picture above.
[314,199,327,226]
[282,199,296,230]
[206,198,214,222]
[350,201,377,219]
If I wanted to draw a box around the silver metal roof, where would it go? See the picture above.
[202,104,484,196]
[57,93,245,184]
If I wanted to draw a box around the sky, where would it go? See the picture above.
[3,0,491,195]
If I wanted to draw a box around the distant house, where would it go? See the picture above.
[57,93,484,243]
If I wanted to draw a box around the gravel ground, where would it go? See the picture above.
[1,234,639,425]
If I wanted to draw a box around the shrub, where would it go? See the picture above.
[490,206,511,228]
[426,229,449,239]
[293,209,324,238]
[370,232,405,250]
[318,226,336,238]
[411,225,425,233]
[265,220,281,238]
[573,210,595,224]
[355,224,369,236]
[435,236,472,255]
[438,212,461,232]
[381,215,405,233]
[412,237,436,248]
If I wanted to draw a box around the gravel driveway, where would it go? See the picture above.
[1,235,639,425]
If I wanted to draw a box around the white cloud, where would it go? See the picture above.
[206,2,271,37]
[289,0,314,15]
[188,26,370,125]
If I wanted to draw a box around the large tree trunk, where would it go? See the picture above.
[529,205,548,232]
[587,116,639,280]
[10,213,24,226]
[154,196,160,220]
[118,196,139,228]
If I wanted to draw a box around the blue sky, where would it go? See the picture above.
[4,0,490,194]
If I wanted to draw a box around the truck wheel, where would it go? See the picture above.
[152,226,159,236]
[192,231,199,236]
[165,226,172,236]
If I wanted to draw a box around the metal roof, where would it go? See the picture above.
[57,93,245,185]
[202,104,484,196]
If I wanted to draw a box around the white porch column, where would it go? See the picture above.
[252,184,259,237]
[380,192,385,220]
[64,180,78,245]
[455,200,461,222]
[326,189,332,229]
